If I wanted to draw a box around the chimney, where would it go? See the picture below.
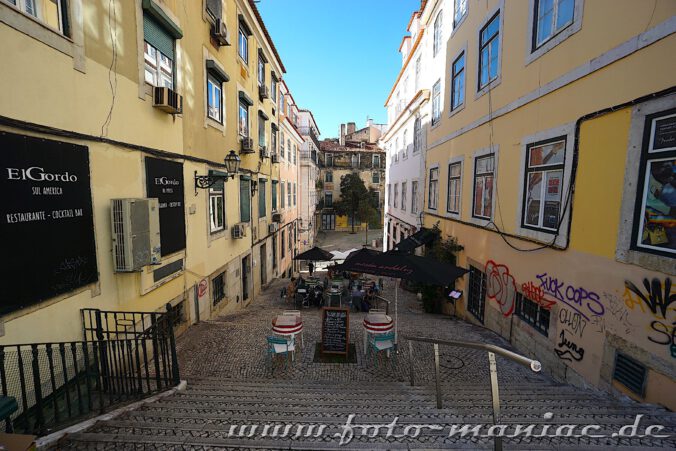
[340,123,346,146]
[366,118,374,128]
[347,122,356,135]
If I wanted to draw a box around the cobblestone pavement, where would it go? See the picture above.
[58,268,676,449]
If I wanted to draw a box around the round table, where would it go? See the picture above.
[272,315,304,351]
[363,312,393,353]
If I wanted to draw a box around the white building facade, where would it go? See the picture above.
[382,0,456,251]
[297,109,321,251]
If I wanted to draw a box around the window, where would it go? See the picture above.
[414,56,421,91]
[293,144,297,164]
[144,41,174,89]
[207,75,222,122]
[479,12,500,90]
[468,266,487,324]
[515,293,550,336]
[432,80,441,125]
[238,100,249,137]
[287,139,291,160]
[293,182,297,206]
[351,154,359,168]
[403,130,408,158]
[212,272,225,306]
[373,154,381,167]
[271,77,277,102]
[288,228,292,250]
[387,184,391,206]
[238,25,248,63]
[258,118,266,147]
[433,10,443,57]
[258,54,265,86]
[394,138,400,162]
[259,179,267,218]
[271,129,277,155]
[454,0,468,27]
[272,180,278,211]
[209,171,225,233]
[280,132,285,159]
[411,181,419,214]
[534,0,574,49]
[632,109,676,257]
[325,192,333,207]
[413,117,422,153]
[522,138,565,231]
[473,155,494,219]
[272,234,277,269]
[447,162,461,214]
[428,167,439,210]
[287,181,291,207]
[372,172,380,184]
[325,171,333,182]
[8,0,67,34]
[326,153,333,166]
[281,230,285,258]
[281,182,285,208]
[451,52,465,111]
[240,178,251,222]
[394,183,399,208]
[401,182,407,211]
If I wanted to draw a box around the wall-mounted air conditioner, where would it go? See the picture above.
[211,18,230,46]
[153,87,183,114]
[111,198,161,272]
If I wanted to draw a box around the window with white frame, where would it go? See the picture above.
[394,183,399,208]
[451,52,465,111]
[258,53,265,86]
[394,138,400,162]
[7,0,67,34]
[533,0,574,50]
[373,154,381,167]
[209,173,225,233]
[632,109,676,257]
[287,181,291,207]
[271,129,277,155]
[411,181,419,214]
[293,182,297,206]
[479,12,500,90]
[473,155,495,219]
[271,77,277,102]
[238,25,248,63]
[372,171,380,184]
[414,117,422,153]
[522,138,565,231]
[280,132,285,159]
[433,10,443,57]
[258,118,266,148]
[432,80,441,125]
[401,182,407,211]
[207,74,222,122]
[287,139,291,160]
[447,162,462,214]
[144,41,174,89]
[238,100,249,137]
[414,56,421,91]
[429,168,439,210]
[403,130,409,158]
[454,0,468,28]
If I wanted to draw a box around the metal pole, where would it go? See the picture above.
[488,351,502,451]
[434,343,442,409]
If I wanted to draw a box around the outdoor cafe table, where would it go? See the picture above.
[272,314,303,350]
[362,311,394,353]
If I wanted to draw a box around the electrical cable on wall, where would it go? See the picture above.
[101,0,119,138]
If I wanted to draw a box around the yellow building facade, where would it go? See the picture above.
[423,0,676,409]
[0,0,306,344]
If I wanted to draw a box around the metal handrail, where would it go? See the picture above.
[372,296,391,315]
[404,334,541,451]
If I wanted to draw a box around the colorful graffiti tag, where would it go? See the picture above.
[522,281,556,310]
[536,273,604,320]
[485,260,517,317]
[624,278,675,319]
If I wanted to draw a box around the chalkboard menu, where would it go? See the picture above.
[0,132,98,314]
[321,307,349,355]
[145,157,185,256]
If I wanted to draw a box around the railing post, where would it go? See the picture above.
[0,347,12,433]
[94,310,110,393]
[488,351,502,451]
[166,304,181,386]
[408,340,415,387]
[30,345,45,435]
[433,343,442,409]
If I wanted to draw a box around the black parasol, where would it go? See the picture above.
[293,246,335,261]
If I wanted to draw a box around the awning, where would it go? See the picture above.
[271,122,278,131]
[393,227,436,253]
[239,90,253,106]
[258,109,269,121]
[206,60,230,83]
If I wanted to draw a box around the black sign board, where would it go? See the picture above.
[321,307,349,355]
[145,157,185,256]
[651,114,676,151]
[0,132,98,315]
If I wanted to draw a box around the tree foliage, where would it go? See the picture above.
[332,172,380,232]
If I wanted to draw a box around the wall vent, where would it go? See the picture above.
[613,352,647,396]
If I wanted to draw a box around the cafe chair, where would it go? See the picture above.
[367,332,395,369]
[266,336,295,370]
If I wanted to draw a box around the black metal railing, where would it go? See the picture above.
[0,305,180,436]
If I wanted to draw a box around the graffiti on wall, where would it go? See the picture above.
[591,292,634,336]
[624,278,675,319]
[558,307,587,338]
[555,329,585,362]
[536,273,604,320]
[485,260,517,317]
[648,320,676,358]
[521,281,556,310]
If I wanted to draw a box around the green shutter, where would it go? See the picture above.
[208,170,227,190]
[259,180,267,218]
[240,179,251,222]
[272,181,278,211]
[143,12,174,59]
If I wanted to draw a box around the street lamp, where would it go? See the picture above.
[417,211,424,229]
[193,150,241,195]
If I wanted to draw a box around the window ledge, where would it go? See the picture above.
[206,117,225,132]
[448,102,466,119]
[475,75,502,100]
[451,14,468,39]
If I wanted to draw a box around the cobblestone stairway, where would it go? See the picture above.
[58,377,676,449]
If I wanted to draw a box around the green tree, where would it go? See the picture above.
[333,172,380,234]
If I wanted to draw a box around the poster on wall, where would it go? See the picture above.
[145,157,186,256]
[0,132,98,315]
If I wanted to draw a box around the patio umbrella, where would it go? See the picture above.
[335,250,468,346]
[293,246,334,261]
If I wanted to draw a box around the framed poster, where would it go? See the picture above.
[145,157,186,256]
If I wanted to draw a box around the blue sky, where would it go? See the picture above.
[257,0,419,139]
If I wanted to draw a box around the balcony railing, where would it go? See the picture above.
[297,126,320,150]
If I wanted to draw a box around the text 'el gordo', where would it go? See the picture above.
[6,167,78,182]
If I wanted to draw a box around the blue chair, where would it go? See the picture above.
[367,332,395,368]
[266,336,295,370]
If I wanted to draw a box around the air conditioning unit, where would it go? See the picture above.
[231,223,247,239]
[252,226,258,241]
[259,84,269,99]
[272,212,283,223]
[240,137,255,153]
[153,87,183,114]
[271,153,279,163]
[111,198,161,272]
[268,223,278,233]
[211,18,230,46]
[260,146,269,158]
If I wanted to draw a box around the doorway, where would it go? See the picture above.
[260,244,267,286]
[242,255,250,301]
